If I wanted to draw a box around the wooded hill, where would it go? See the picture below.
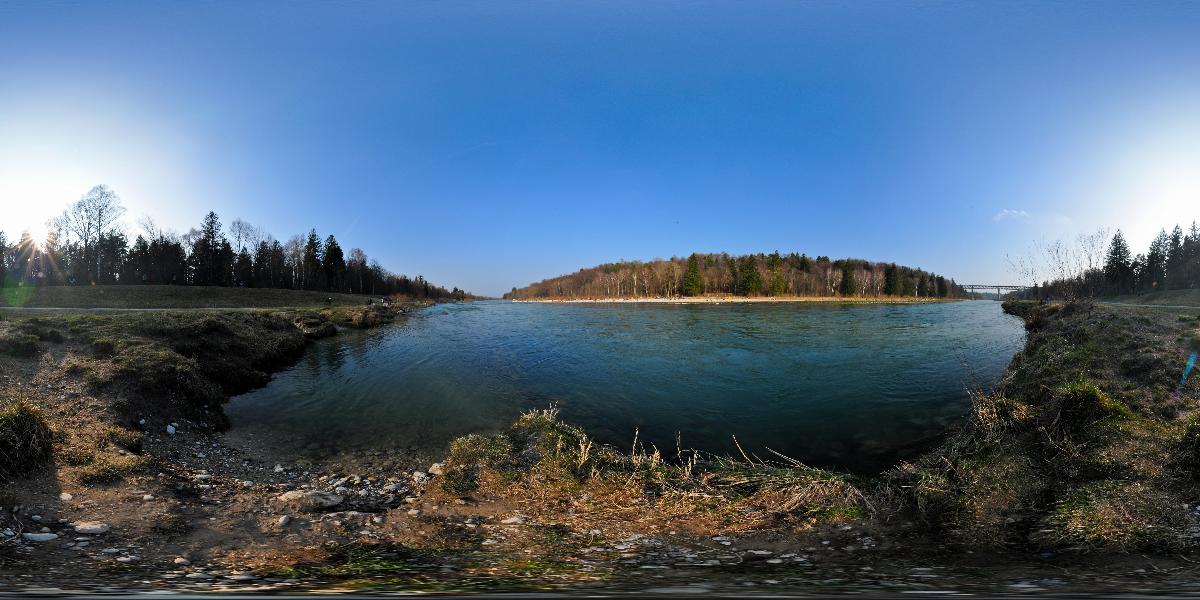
[504,253,965,300]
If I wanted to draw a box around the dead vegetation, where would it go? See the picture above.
[0,397,53,477]
[881,301,1200,552]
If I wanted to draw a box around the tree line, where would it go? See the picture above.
[1101,223,1200,296]
[1009,221,1199,301]
[0,185,468,300]
[503,252,964,300]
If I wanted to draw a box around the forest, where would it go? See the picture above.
[0,185,468,300]
[1025,222,1200,300]
[504,252,965,300]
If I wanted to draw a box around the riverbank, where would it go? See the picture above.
[1,298,1198,593]
[513,295,960,304]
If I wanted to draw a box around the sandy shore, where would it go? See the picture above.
[511,296,959,304]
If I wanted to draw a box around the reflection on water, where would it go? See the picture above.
[226,300,1024,472]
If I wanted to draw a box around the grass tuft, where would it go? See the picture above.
[0,398,54,477]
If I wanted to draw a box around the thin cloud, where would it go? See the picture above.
[992,209,1030,222]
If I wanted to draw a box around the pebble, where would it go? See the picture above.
[428,462,447,476]
[407,509,421,517]
[22,533,59,542]
[73,521,111,535]
[278,516,292,527]
[166,425,177,435]
[501,515,528,525]
[174,557,191,565]
[275,490,343,511]
[59,493,74,502]
[142,495,155,502]
[274,464,285,473]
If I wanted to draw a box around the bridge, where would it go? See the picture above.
[961,284,1030,301]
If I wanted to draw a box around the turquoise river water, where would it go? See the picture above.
[226,300,1024,472]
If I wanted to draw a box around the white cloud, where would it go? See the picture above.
[992,209,1030,222]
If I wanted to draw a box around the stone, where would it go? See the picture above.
[166,425,177,435]
[22,533,59,542]
[174,557,191,565]
[59,493,74,502]
[73,521,111,535]
[277,515,292,527]
[501,515,528,525]
[273,464,285,473]
[407,509,421,517]
[142,495,155,502]
[275,490,343,511]
[428,462,447,476]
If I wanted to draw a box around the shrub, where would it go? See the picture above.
[0,399,54,476]
[447,433,513,468]
[439,467,480,496]
[1055,380,1132,425]
[1043,481,1190,551]
[0,332,39,357]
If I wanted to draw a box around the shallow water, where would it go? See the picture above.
[226,300,1024,472]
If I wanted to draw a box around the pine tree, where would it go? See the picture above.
[1103,230,1134,294]
[323,234,346,291]
[738,255,762,296]
[682,253,702,296]
[838,262,856,296]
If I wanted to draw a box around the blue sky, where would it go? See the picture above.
[2,1,1198,296]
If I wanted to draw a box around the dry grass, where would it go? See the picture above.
[0,397,53,477]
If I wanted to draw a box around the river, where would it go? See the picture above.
[226,299,1024,472]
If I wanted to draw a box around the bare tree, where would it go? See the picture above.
[54,185,126,282]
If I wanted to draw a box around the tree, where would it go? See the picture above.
[302,230,323,290]
[188,212,225,286]
[738,255,762,296]
[682,253,702,296]
[1144,229,1169,291]
[838,262,856,296]
[1103,230,1134,295]
[55,185,126,284]
[1166,225,1186,290]
[884,263,901,296]
[322,234,346,292]
[234,247,254,287]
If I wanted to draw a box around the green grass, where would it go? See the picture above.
[0,284,379,310]
[1106,288,1200,307]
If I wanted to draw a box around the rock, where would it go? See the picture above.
[277,515,292,527]
[73,521,110,535]
[22,533,58,542]
[407,509,421,517]
[403,497,418,504]
[428,462,447,476]
[59,493,74,502]
[142,495,155,502]
[501,515,528,525]
[273,464,285,473]
[174,557,191,565]
[166,425,177,435]
[242,481,254,488]
[185,573,214,580]
[275,490,343,511]
[412,471,428,482]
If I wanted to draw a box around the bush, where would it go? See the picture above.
[0,332,39,357]
[1043,481,1190,551]
[0,399,53,476]
[439,467,480,496]
[447,433,513,468]
[1055,380,1132,425]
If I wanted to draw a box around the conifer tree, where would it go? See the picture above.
[682,253,703,296]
